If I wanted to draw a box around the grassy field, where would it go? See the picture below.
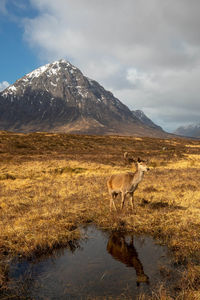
[0,131,200,299]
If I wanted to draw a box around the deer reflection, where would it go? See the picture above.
[106,233,149,286]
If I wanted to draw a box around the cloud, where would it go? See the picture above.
[0,81,9,92]
[22,0,200,131]
[0,0,8,15]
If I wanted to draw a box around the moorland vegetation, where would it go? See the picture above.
[0,131,200,299]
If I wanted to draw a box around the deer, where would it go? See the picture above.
[107,153,149,211]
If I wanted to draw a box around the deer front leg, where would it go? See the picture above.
[110,193,117,211]
[121,192,126,209]
[130,192,135,211]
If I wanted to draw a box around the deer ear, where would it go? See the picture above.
[123,152,128,159]
[124,152,136,164]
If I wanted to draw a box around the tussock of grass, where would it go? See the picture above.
[0,132,200,299]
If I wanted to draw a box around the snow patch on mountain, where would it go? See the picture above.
[2,85,17,97]
[27,64,50,79]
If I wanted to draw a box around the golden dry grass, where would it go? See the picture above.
[0,132,200,298]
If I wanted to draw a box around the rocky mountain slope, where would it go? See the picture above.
[0,59,168,137]
[132,110,163,131]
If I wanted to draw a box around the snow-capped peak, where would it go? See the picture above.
[26,64,50,80]
[25,59,77,80]
[0,58,80,98]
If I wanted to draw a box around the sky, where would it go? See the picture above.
[0,0,200,132]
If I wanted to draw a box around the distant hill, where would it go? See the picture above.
[174,124,200,138]
[0,59,170,137]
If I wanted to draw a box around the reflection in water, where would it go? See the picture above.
[0,226,179,299]
[107,232,149,286]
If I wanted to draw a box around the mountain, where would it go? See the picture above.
[132,110,163,131]
[0,59,168,137]
[174,124,200,138]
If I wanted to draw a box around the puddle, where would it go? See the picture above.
[2,226,180,299]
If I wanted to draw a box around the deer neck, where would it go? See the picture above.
[133,168,144,185]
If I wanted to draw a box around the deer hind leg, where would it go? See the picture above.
[110,192,117,211]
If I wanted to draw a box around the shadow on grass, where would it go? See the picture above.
[139,198,186,210]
